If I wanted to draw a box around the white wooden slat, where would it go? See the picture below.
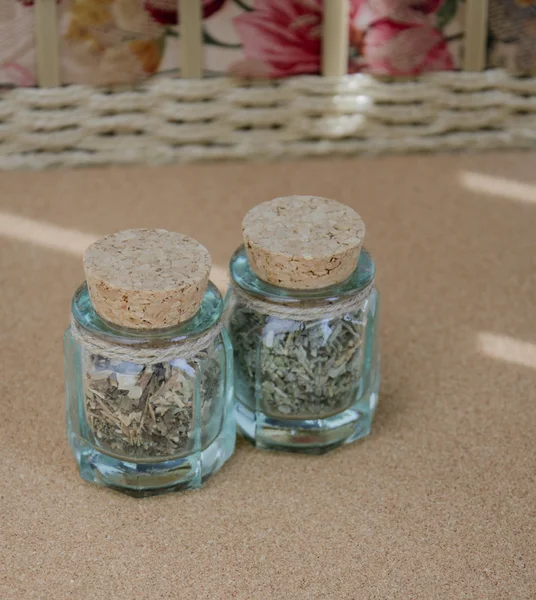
[322,0,349,77]
[179,0,204,79]
[35,0,60,87]
[463,0,489,71]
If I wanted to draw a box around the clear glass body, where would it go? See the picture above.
[227,246,380,453]
[64,282,235,496]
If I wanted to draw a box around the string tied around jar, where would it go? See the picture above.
[230,280,374,322]
[69,316,223,364]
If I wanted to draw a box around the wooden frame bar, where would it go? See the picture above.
[463,0,489,71]
[322,0,349,77]
[179,0,204,79]
[35,0,60,87]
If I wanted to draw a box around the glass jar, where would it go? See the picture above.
[227,245,380,453]
[64,229,235,495]
[65,282,234,495]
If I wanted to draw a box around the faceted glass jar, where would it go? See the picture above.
[64,282,235,496]
[227,246,380,453]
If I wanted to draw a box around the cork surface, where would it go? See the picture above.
[83,228,211,328]
[1,153,535,600]
[243,195,365,289]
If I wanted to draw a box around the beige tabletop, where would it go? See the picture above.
[0,152,535,600]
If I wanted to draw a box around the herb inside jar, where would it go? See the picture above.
[84,348,221,459]
[230,305,365,418]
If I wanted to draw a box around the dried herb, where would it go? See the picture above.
[83,349,221,459]
[230,305,366,418]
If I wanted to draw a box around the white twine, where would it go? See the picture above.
[69,316,223,364]
[231,282,374,321]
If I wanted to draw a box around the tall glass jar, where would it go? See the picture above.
[227,196,380,453]
[64,229,235,495]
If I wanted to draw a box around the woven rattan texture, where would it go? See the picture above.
[1,70,535,169]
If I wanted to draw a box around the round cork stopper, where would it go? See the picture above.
[243,196,365,290]
[83,229,211,329]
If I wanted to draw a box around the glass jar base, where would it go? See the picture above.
[68,415,235,497]
[235,387,378,455]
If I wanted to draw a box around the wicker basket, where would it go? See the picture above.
[1,0,534,169]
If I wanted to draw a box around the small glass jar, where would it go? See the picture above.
[227,196,380,453]
[64,229,235,495]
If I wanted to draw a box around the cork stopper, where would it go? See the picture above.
[242,196,365,290]
[83,229,211,329]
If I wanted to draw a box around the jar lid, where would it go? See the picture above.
[242,196,365,290]
[83,229,211,329]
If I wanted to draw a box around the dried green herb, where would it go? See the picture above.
[230,305,365,418]
[84,349,221,459]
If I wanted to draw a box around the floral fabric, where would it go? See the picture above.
[488,0,536,75]
[60,0,166,85]
[0,0,532,87]
[353,0,459,75]
[209,0,463,77]
[0,2,36,86]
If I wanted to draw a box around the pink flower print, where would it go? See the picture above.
[363,18,454,75]
[1,63,35,87]
[231,0,364,78]
[354,0,445,30]
[231,0,324,78]
[230,0,452,78]
[144,0,226,26]
[16,0,60,5]
[367,0,444,16]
